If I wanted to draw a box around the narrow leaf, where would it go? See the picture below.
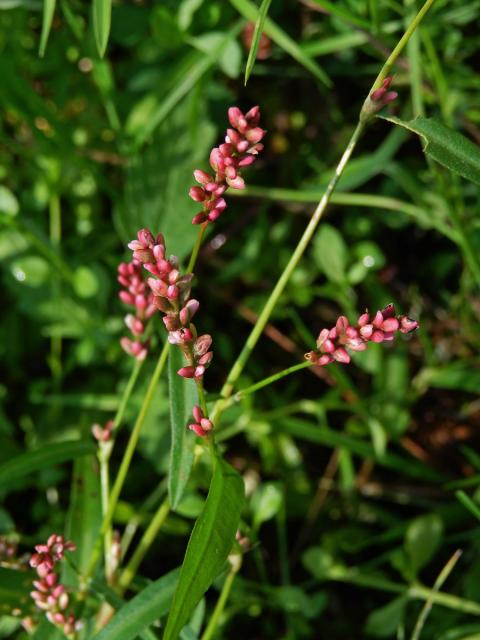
[168,347,199,510]
[39,0,56,57]
[244,0,272,85]
[230,0,331,87]
[0,440,95,490]
[92,569,180,640]
[93,0,112,58]
[164,457,244,640]
[456,490,480,522]
[382,116,480,186]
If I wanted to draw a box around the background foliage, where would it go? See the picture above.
[1,0,480,638]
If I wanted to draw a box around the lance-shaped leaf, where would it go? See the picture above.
[244,0,272,85]
[382,116,480,186]
[168,347,199,510]
[93,0,112,58]
[163,457,244,640]
[39,0,56,57]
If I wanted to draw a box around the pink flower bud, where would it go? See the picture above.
[238,155,256,168]
[399,315,419,333]
[333,347,351,364]
[200,418,213,432]
[226,175,245,189]
[167,285,179,300]
[178,366,196,378]
[137,228,155,247]
[189,186,206,202]
[382,318,399,332]
[189,423,208,437]
[192,212,207,225]
[208,208,223,222]
[192,405,203,422]
[246,127,265,144]
[193,169,212,184]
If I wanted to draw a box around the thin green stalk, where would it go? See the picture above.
[84,339,170,584]
[411,550,463,640]
[98,448,113,582]
[223,361,312,410]
[211,120,365,423]
[117,498,170,592]
[404,0,424,117]
[49,195,62,389]
[112,358,144,430]
[187,221,208,272]
[210,0,438,426]
[199,556,242,640]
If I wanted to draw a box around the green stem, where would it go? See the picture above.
[187,222,208,272]
[49,195,62,390]
[411,550,462,640]
[199,557,242,640]
[85,339,170,583]
[112,359,144,430]
[98,448,113,582]
[224,361,313,410]
[210,120,365,423]
[117,498,171,592]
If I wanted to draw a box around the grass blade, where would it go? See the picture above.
[244,0,272,85]
[229,0,331,87]
[164,457,244,640]
[39,0,56,57]
[168,347,199,510]
[0,440,95,490]
[93,0,112,58]
[456,490,480,522]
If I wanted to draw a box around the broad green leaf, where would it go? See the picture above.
[63,455,102,583]
[168,347,199,510]
[405,513,443,576]
[190,32,242,78]
[0,185,19,216]
[251,482,283,530]
[39,0,56,57]
[313,224,348,283]
[365,596,408,637]
[116,97,215,260]
[93,0,112,58]
[164,457,244,640]
[0,567,31,614]
[0,440,95,490]
[382,116,480,186]
[244,0,272,85]
[229,0,331,87]
[93,569,179,640]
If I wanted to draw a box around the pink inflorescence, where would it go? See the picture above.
[127,228,213,382]
[305,304,418,366]
[118,256,157,361]
[29,535,81,638]
[189,106,266,225]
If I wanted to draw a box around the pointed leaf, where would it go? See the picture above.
[230,0,331,87]
[39,0,56,57]
[382,116,480,186]
[92,569,180,640]
[168,347,199,510]
[244,0,272,85]
[164,457,244,640]
[93,0,112,58]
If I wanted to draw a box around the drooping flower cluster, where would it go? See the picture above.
[127,229,213,381]
[118,259,157,360]
[189,106,266,225]
[305,304,418,366]
[29,535,81,638]
[188,405,213,438]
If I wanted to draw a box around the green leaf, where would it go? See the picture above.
[251,482,283,530]
[93,0,112,58]
[244,0,272,85]
[0,440,95,491]
[190,32,242,79]
[168,347,199,510]
[382,116,480,186]
[229,0,331,87]
[39,0,56,57]
[92,569,180,640]
[405,513,443,576]
[313,224,348,283]
[117,97,216,260]
[365,596,408,637]
[164,457,244,640]
[63,455,102,583]
[456,490,480,523]
[414,361,480,394]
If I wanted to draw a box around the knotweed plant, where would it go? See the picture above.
[13,0,479,637]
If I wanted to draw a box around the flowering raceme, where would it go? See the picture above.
[189,106,266,225]
[127,229,213,382]
[29,535,80,638]
[305,304,418,366]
